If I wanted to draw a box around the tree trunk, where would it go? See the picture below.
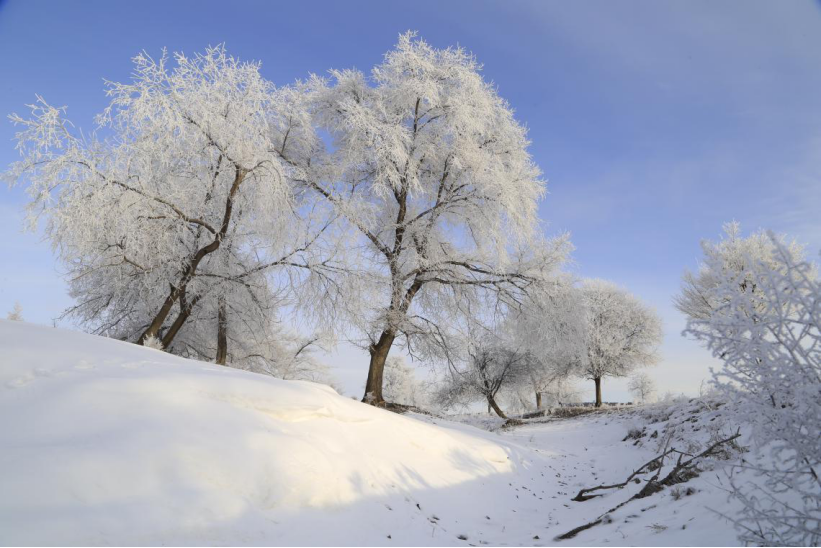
[160,306,191,350]
[138,286,184,344]
[536,391,543,409]
[137,167,246,346]
[215,298,228,365]
[362,330,396,405]
[160,292,202,349]
[487,395,508,419]
[594,377,603,408]
[488,402,492,415]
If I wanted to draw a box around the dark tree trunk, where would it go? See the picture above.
[536,391,543,409]
[487,395,508,419]
[160,292,202,349]
[215,298,228,365]
[138,286,184,345]
[161,308,190,349]
[594,377,603,408]
[137,167,246,346]
[137,243,217,344]
[362,330,396,404]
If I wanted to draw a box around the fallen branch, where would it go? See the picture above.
[572,449,674,501]
[556,429,742,541]
[636,429,742,498]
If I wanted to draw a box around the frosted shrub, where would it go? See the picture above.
[382,356,426,407]
[142,335,164,351]
[6,302,23,321]
[683,233,820,546]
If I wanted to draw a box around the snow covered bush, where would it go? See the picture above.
[5,302,23,321]
[141,335,164,351]
[675,221,809,332]
[682,231,820,546]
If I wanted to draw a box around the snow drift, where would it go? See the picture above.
[0,320,516,545]
[1,320,779,547]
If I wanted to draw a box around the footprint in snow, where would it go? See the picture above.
[7,367,60,388]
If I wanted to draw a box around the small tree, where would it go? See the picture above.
[683,233,820,546]
[627,372,656,404]
[219,327,336,386]
[538,377,583,408]
[580,279,662,407]
[509,276,586,409]
[6,302,23,321]
[437,346,530,419]
[382,355,424,407]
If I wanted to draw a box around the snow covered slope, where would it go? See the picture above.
[0,320,523,545]
[1,320,751,546]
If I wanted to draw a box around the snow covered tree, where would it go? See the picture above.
[437,345,532,419]
[537,377,583,408]
[382,355,425,407]
[6,302,23,321]
[161,282,323,375]
[266,333,335,383]
[303,32,568,404]
[683,233,820,546]
[508,276,587,408]
[5,47,341,360]
[220,328,337,386]
[580,279,662,407]
[627,372,656,404]
[675,221,810,332]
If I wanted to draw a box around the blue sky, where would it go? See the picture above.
[1,0,820,400]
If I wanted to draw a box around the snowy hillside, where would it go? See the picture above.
[0,320,755,546]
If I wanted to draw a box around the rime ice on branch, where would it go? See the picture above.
[579,279,662,407]
[301,32,569,404]
[680,227,820,546]
[5,47,343,375]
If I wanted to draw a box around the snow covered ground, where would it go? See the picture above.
[0,320,753,546]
